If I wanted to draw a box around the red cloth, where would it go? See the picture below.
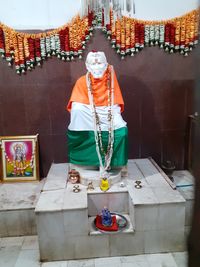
[95,215,118,231]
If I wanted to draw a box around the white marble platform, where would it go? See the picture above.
[0,181,44,237]
[35,159,192,261]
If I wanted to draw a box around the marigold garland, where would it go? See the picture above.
[24,37,30,69]
[130,20,135,55]
[120,18,126,58]
[103,9,199,59]
[139,24,145,48]
[175,19,181,50]
[12,33,20,73]
[4,30,12,65]
[116,19,121,52]
[125,18,131,53]
[17,35,25,72]
[0,14,93,74]
[0,8,199,74]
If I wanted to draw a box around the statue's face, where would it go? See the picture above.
[86,52,108,79]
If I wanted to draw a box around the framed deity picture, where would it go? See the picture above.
[0,135,39,182]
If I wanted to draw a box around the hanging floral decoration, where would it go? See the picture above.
[102,9,199,59]
[0,8,199,73]
[0,12,94,74]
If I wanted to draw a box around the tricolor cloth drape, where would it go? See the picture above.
[67,71,128,166]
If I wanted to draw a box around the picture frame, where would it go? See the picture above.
[0,135,39,182]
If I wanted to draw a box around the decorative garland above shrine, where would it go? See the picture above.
[104,10,199,58]
[101,9,199,59]
[0,8,199,74]
[0,12,94,74]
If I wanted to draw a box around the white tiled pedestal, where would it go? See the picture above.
[35,159,190,262]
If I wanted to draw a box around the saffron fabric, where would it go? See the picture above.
[67,69,124,112]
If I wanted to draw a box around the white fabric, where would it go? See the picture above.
[68,102,127,131]
[85,51,108,79]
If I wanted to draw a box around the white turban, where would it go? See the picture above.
[85,51,108,79]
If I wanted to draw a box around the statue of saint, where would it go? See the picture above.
[67,51,128,179]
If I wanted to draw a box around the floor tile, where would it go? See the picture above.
[14,249,40,267]
[95,256,121,267]
[68,259,95,267]
[42,262,67,267]
[146,253,178,267]
[121,255,149,267]
[21,236,39,250]
[0,235,189,267]
[121,263,147,267]
[0,246,21,267]
[172,252,188,267]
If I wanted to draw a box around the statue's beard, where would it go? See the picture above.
[90,69,106,78]
[87,64,108,79]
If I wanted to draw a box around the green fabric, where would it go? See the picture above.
[67,127,128,166]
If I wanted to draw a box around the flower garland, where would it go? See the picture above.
[4,30,12,66]
[86,66,114,178]
[0,13,94,74]
[103,9,199,59]
[0,8,199,74]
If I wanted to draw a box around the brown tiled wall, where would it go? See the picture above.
[0,30,196,177]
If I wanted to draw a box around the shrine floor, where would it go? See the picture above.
[0,235,187,267]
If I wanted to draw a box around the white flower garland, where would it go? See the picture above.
[86,66,115,178]
[144,25,150,45]
[40,37,46,59]
[50,35,56,55]
[45,36,51,57]
[149,25,155,46]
